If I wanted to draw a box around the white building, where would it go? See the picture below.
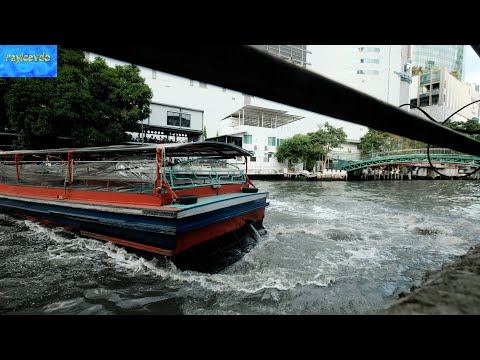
[409,66,480,122]
[308,45,412,106]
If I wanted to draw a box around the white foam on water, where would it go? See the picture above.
[23,222,335,293]
[311,205,343,220]
[343,247,396,268]
[83,288,115,300]
[43,297,84,313]
[267,198,299,213]
[93,241,337,293]
[77,304,108,315]
[19,197,476,304]
[24,220,75,245]
[184,307,241,315]
[269,224,326,237]
[452,203,480,218]
[116,296,170,310]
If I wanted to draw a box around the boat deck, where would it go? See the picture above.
[169,192,261,209]
[167,191,268,218]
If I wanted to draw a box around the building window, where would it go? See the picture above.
[250,157,256,162]
[243,135,252,144]
[267,137,276,146]
[355,70,379,75]
[277,138,284,146]
[167,111,180,126]
[353,58,380,64]
[419,97,429,107]
[181,113,191,128]
[420,74,430,84]
[431,95,439,105]
[410,98,417,106]
[264,156,270,162]
[199,82,207,88]
[167,111,191,128]
[353,47,380,53]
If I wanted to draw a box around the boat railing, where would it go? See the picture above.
[73,160,157,182]
[0,157,157,191]
[164,159,246,190]
[0,153,248,193]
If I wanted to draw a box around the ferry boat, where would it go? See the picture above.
[0,142,268,272]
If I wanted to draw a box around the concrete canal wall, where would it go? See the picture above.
[382,244,480,315]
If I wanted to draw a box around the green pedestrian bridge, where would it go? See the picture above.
[337,148,480,172]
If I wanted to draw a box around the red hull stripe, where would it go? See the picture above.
[79,230,174,256]
[0,183,244,209]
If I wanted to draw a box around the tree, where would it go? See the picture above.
[359,128,428,156]
[4,47,153,149]
[275,134,311,170]
[0,79,10,131]
[275,123,346,171]
[308,122,346,170]
[445,118,480,141]
[358,129,391,156]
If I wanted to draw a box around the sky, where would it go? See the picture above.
[463,45,480,84]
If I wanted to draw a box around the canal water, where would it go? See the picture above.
[1,180,479,314]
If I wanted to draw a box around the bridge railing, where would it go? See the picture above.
[362,148,466,160]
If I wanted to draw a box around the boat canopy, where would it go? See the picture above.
[0,141,253,159]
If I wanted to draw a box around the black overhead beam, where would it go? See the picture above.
[74,44,480,157]
[472,45,480,58]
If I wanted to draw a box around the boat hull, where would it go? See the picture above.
[0,189,268,258]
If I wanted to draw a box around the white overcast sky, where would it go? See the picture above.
[464,45,480,84]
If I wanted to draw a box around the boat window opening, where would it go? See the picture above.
[164,158,245,190]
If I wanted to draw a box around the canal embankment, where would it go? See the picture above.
[382,244,480,315]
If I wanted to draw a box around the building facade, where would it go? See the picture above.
[251,45,311,67]
[308,45,412,106]
[409,66,480,122]
[86,45,410,173]
[412,45,465,81]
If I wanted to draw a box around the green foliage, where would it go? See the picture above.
[445,118,480,141]
[358,128,427,156]
[0,78,10,130]
[275,122,346,170]
[308,122,347,157]
[358,129,391,156]
[3,47,152,149]
[275,134,311,167]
